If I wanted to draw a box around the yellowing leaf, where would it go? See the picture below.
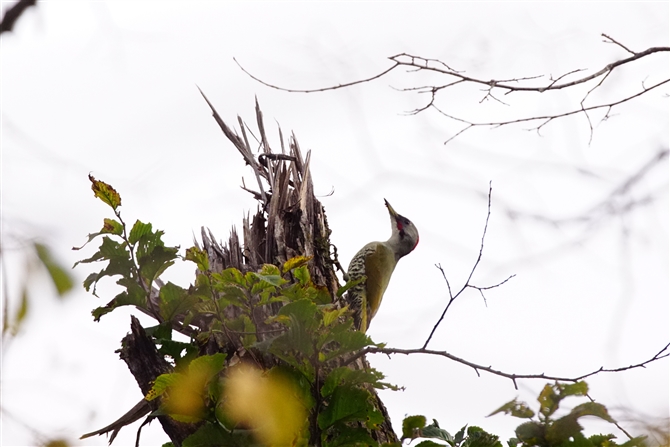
[223,364,306,446]
[323,307,349,327]
[148,354,226,422]
[89,174,121,210]
[282,256,313,274]
[185,246,210,271]
[101,218,123,235]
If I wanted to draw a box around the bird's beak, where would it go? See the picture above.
[384,199,399,219]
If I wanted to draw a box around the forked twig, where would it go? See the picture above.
[423,182,513,348]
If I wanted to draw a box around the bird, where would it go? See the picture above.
[346,199,419,332]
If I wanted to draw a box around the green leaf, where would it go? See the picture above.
[72,247,105,267]
[416,442,447,447]
[75,237,133,290]
[278,299,319,331]
[82,271,102,293]
[538,382,589,418]
[514,421,545,445]
[91,277,146,321]
[72,219,124,251]
[323,307,349,327]
[588,434,617,447]
[89,174,121,210]
[275,314,314,358]
[322,327,371,360]
[402,415,427,440]
[145,321,174,340]
[336,275,366,297]
[139,245,179,284]
[227,314,257,347]
[454,426,467,445]
[182,421,247,447]
[159,282,201,322]
[423,420,453,443]
[464,427,501,447]
[259,263,282,277]
[282,256,312,274]
[216,285,248,308]
[159,340,198,364]
[188,353,226,378]
[327,427,378,447]
[322,367,386,398]
[34,243,74,296]
[252,272,287,287]
[568,402,614,423]
[294,265,311,285]
[537,384,560,417]
[268,365,315,412]
[318,386,373,430]
[279,283,310,302]
[489,398,534,419]
[559,381,589,398]
[546,414,583,444]
[216,268,247,287]
[313,285,333,304]
[185,246,210,272]
[129,220,152,245]
[146,373,183,401]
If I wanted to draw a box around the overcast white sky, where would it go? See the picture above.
[2,2,668,446]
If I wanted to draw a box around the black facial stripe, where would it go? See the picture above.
[396,215,411,232]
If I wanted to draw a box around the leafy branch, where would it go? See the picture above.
[403,382,648,447]
[76,176,396,446]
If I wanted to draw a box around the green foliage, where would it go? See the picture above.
[77,179,646,447]
[74,176,180,321]
[76,177,396,447]
[492,382,625,447]
[405,382,646,447]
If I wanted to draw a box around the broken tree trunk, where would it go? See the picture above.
[83,95,399,446]
[196,94,398,445]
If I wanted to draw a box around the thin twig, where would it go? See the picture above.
[422,182,509,349]
[431,78,669,143]
[234,57,400,93]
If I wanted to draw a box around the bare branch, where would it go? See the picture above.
[422,182,514,349]
[236,37,669,143]
[0,0,36,34]
[432,78,669,143]
[602,33,636,56]
[389,45,669,92]
[350,343,670,391]
[237,42,668,95]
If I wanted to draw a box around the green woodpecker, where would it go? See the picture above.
[346,199,419,332]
